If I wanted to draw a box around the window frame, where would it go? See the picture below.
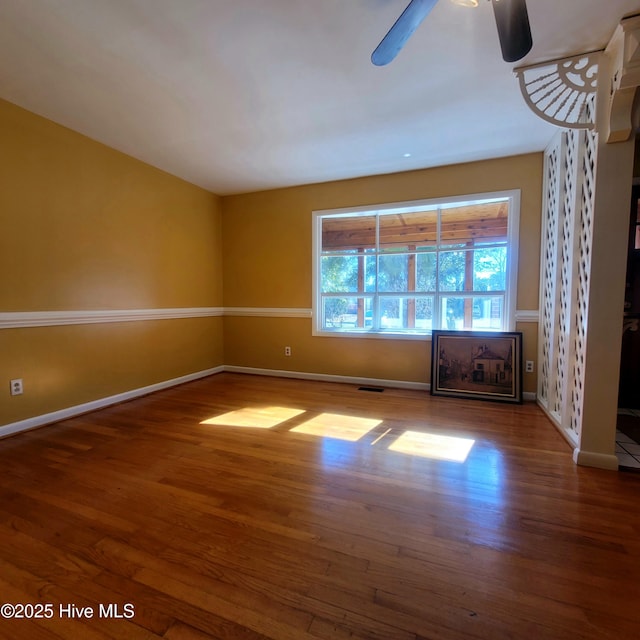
[312,190,520,339]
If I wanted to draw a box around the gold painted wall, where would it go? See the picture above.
[0,95,543,429]
[0,99,224,425]
[222,154,543,393]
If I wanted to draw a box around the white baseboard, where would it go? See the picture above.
[536,400,580,449]
[0,366,224,439]
[224,365,430,391]
[572,448,620,471]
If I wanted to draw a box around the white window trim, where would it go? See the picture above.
[312,190,520,340]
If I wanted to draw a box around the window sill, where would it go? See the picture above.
[313,328,432,341]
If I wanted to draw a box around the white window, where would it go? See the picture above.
[312,191,520,338]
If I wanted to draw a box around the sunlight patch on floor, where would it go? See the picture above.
[200,407,305,429]
[291,413,382,442]
[389,431,475,462]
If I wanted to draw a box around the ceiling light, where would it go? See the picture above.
[450,0,479,7]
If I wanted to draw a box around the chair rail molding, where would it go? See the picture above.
[0,307,223,329]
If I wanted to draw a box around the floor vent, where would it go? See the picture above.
[358,386,384,393]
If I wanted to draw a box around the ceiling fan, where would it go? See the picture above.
[371,0,533,66]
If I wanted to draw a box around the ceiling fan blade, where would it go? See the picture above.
[491,0,532,63]
[371,0,440,66]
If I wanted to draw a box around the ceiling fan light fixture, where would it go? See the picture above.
[372,0,532,66]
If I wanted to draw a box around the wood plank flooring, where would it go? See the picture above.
[0,372,639,639]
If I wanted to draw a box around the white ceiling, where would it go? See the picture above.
[1,0,639,195]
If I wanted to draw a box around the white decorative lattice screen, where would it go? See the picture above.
[538,125,598,443]
[539,136,561,408]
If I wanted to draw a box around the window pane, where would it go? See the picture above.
[365,255,377,293]
[323,297,349,328]
[362,298,374,328]
[321,255,358,293]
[475,297,503,329]
[378,254,408,292]
[438,251,467,291]
[322,215,376,252]
[379,296,433,331]
[442,297,464,330]
[415,297,434,331]
[441,296,504,330]
[473,247,507,291]
[440,201,508,247]
[322,297,373,330]
[416,252,436,292]
[379,210,437,251]
[380,297,404,330]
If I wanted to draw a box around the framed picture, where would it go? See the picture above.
[431,330,523,404]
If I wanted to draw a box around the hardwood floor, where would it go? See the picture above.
[0,372,639,639]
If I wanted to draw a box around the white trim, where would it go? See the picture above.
[310,330,430,341]
[523,391,537,401]
[224,365,430,391]
[505,190,521,332]
[537,399,579,448]
[0,306,538,329]
[312,208,322,335]
[0,307,223,329]
[515,52,600,130]
[515,309,540,323]
[225,307,537,325]
[0,366,224,439]
[224,307,312,318]
[572,448,620,471]
[312,191,520,218]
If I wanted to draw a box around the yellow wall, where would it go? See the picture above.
[221,153,543,392]
[0,99,224,425]
[1,96,543,429]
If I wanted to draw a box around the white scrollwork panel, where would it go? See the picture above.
[516,53,599,130]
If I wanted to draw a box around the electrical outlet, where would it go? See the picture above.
[525,361,534,373]
[284,346,291,356]
[10,379,23,396]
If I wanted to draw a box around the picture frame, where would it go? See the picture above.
[430,330,523,404]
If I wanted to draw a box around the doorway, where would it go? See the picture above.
[618,184,640,408]
[616,183,640,469]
